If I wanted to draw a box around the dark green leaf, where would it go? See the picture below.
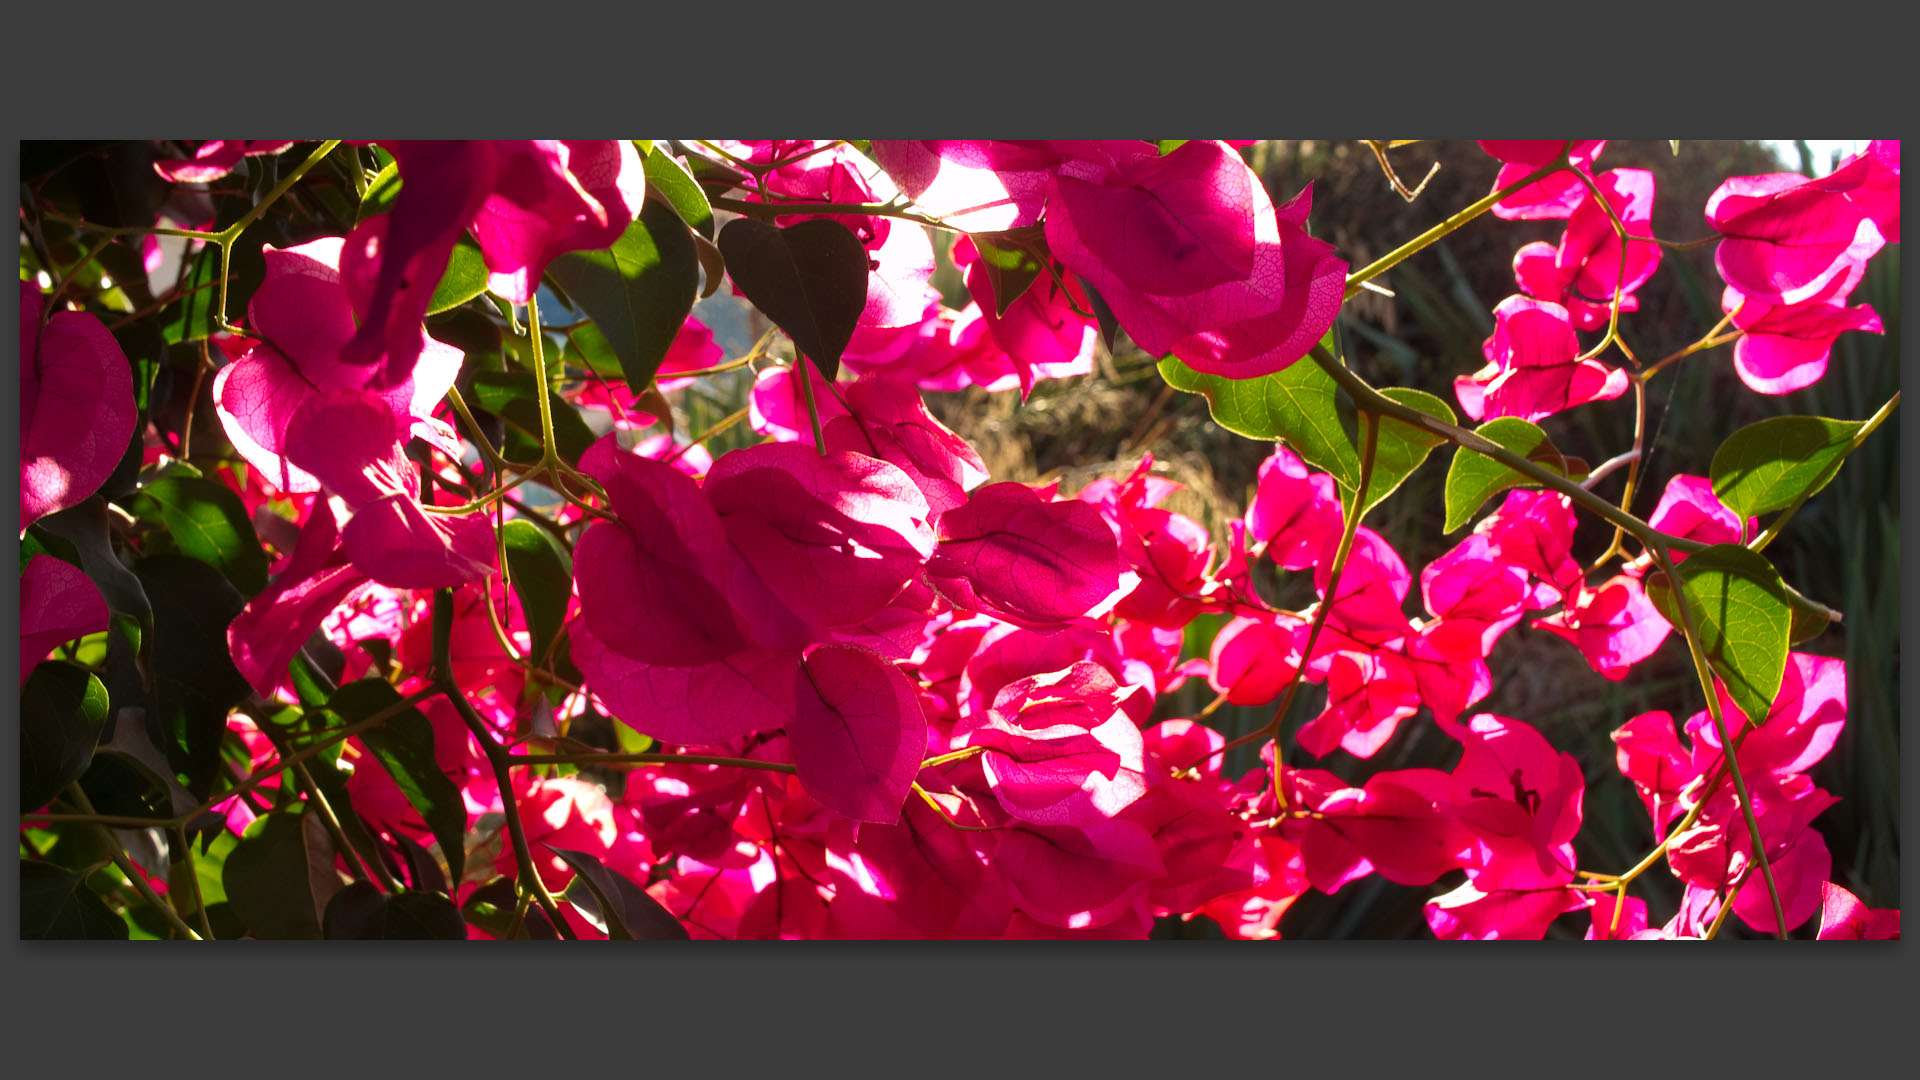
[20,661,110,813]
[1646,545,1792,725]
[135,554,251,800]
[716,217,868,382]
[643,146,715,240]
[969,227,1048,317]
[501,520,573,667]
[426,239,490,316]
[547,200,701,393]
[20,860,129,939]
[222,807,341,939]
[1442,417,1575,534]
[329,679,468,885]
[357,161,401,222]
[1159,329,1361,492]
[1080,276,1121,354]
[1709,414,1866,520]
[323,882,466,939]
[691,231,726,299]
[120,476,269,596]
[461,876,558,940]
[549,846,689,940]
[467,369,597,463]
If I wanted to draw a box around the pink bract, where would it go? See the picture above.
[20,281,137,529]
[214,236,463,494]
[927,481,1125,631]
[1046,140,1347,380]
[1456,295,1628,423]
[1708,143,1899,307]
[19,554,109,683]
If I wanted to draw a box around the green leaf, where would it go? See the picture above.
[1646,544,1792,726]
[1158,329,1361,492]
[134,554,252,800]
[461,876,558,939]
[549,846,690,940]
[547,200,701,394]
[20,661,110,813]
[323,882,467,939]
[20,860,128,939]
[1442,417,1575,534]
[501,519,573,666]
[969,226,1047,318]
[1709,414,1866,520]
[159,247,223,344]
[1356,388,1455,517]
[716,217,869,382]
[643,146,715,240]
[356,160,401,222]
[467,369,597,463]
[120,476,270,596]
[222,807,342,939]
[1080,276,1121,354]
[1157,139,1189,156]
[327,679,468,886]
[426,239,490,316]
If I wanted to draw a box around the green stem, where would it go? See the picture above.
[1656,547,1786,938]
[169,825,217,940]
[66,785,202,940]
[1307,345,1704,559]
[1343,160,1567,300]
[796,353,827,455]
[433,591,577,939]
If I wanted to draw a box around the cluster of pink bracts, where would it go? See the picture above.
[19,139,1898,939]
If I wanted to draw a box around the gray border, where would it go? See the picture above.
[5,1,1909,1073]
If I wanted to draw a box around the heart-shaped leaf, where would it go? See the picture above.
[1357,388,1456,518]
[970,226,1048,317]
[1710,414,1868,520]
[119,475,270,596]
[1443,417,1576,534]
[327,678,468,886]
[717,217,869,382]
[547,200,701,394]
[1645,544,1792,726]
[1160,328,1361,493]
[548,846,690,940]
[501,519,573,669]
[323,882,467,939]
[20,860,128,939]
[20,660,110,813]
[222,807,342,939]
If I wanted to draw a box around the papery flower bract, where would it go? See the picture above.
[282,389,495,590]
[927,481,1125,631]
[1645,474,1754,557]
[787,643,928,825]
[19,554,109,683]
[954,661,1149,829]
[1707,143,1899,307]
[1245,444,1343,572]
[1512,168,1663,330]
[705,442,934,632]
[1532,574,1670,681]
[1455,295,1627,423]
[226,497,375,699]
[1207,612,1308,706]
[152,140,295,183]
[214,237,462,494]
[1046,139,1347,379]
[1815,881,1900,940]
[20,281,137,529]
[1723,260,1884,395]
[1446,714,1584,878]
[1479,140,1606,221]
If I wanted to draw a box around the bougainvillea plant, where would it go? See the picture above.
[17,138,1897,940]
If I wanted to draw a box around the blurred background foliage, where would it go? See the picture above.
[710,140,1898,938]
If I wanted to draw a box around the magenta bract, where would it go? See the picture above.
[20,281,137,529]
